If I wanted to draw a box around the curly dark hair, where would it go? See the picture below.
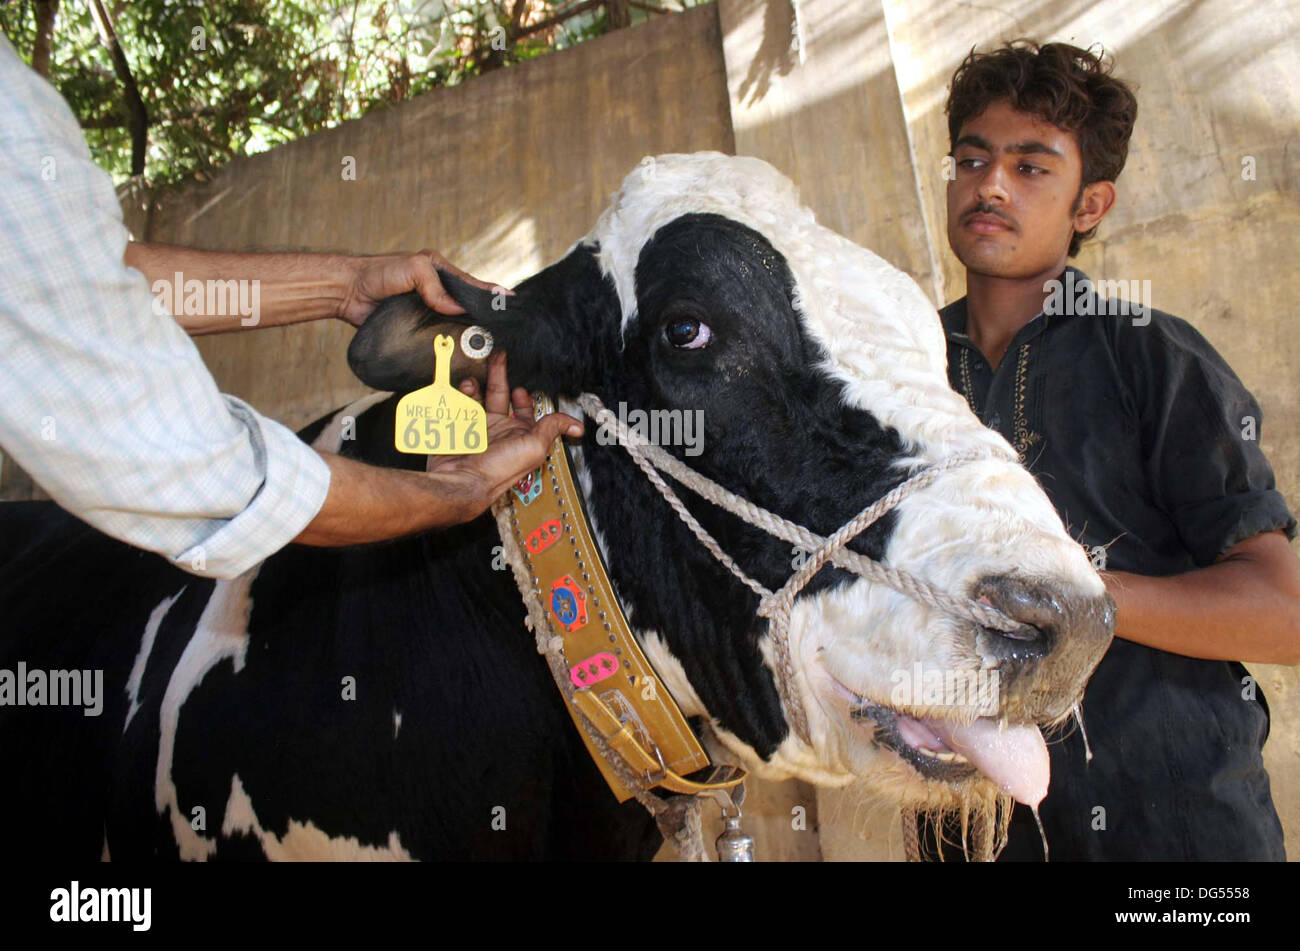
[946,40,1138,256]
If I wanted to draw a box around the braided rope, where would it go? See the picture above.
[758,451,1000,620]
[577,393,1023,748]
[578,394,1019,633]
[902,808,921,863]
[619,430,774,603]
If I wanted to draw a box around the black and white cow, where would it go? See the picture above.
[0,153,1112,860]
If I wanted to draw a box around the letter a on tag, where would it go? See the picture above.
[395,335,488,455]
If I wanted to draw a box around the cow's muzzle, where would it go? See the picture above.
[972,574,1115,723]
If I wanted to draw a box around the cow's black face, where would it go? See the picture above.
[587,213,915,754]
[348,153,1113,828]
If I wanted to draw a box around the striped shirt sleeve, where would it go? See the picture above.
[0,37,330,579]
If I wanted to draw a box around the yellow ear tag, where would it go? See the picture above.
[394,335,488,455]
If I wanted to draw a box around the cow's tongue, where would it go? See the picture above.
[913,715,1049,808]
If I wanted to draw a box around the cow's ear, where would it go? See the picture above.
[473,245,619,395]
[347,245,617,395]
[344,272,527,393]
[345,291,444,393]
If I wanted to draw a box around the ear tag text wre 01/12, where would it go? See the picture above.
[394,334,488,455]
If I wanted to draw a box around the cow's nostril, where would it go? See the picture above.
[977,594,1041,642]
[973,576,1069,659]
[1000,622,1045,642]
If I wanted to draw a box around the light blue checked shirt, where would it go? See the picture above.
[0,36,331,579]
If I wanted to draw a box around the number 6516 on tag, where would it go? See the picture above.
[394,335,488,455]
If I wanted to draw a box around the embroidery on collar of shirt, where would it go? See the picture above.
[957,343,1042,464]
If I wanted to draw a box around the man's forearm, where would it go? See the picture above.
[124,242,354,334]
[294,451,489,547]
[1102,531,1300,664]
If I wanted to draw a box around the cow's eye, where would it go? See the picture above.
[664,316,712,350]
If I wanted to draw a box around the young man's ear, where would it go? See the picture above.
[1073,180,1117,238]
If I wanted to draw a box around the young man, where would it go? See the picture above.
[922,41,1300,860]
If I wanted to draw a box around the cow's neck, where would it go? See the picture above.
[576,432,794,757]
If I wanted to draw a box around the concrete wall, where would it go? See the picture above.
[5,0,1296,860]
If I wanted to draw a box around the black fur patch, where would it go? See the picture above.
[347,251,621,396]
[0,399,659,861]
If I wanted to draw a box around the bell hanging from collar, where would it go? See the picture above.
[714,783,755,862]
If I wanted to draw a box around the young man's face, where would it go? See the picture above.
[946,100,1085,279]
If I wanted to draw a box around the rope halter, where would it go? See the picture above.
[575,393,1023,746]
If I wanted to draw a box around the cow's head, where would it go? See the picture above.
[349,153,1113,845]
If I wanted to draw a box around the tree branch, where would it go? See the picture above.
[87,0,149,176]
[32,0,60,78]
[508,0,528,34]
[512,0,604,40]
[605,0,631,30]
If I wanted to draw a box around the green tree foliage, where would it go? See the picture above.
[2,1,694,186]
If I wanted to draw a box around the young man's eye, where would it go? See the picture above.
[1019,163,1047,175]
[957,157,985,169]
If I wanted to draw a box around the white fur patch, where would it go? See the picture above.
[154,567,257,860]
[125,587,185,733]
[312,391,392,452]
[222,773,412,861]
[149,391,402,861]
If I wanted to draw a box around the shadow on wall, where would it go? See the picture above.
[734,0,800,105]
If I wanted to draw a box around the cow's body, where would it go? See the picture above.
[1,153,1115,861]
[0,394,659,860]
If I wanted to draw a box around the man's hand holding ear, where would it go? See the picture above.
[337,249,503,328]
